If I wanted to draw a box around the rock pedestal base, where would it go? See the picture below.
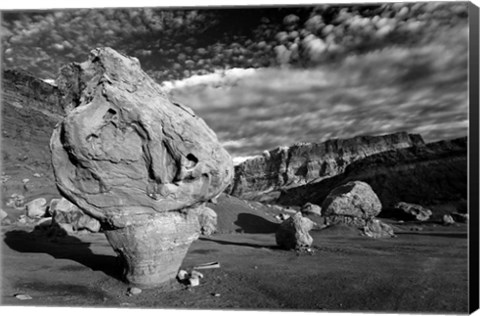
[104,211,199,288]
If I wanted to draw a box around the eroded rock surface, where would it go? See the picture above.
[322,181,382,223]
[277,137,467,208]
[228,132,424,202]
[50,47,233,287]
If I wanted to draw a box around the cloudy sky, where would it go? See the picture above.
[171,28,468,159]
[1,2,470,161]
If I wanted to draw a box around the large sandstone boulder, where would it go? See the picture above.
[275,212,315,250]
[394,202,432,221]
[50,48,233,288]
[322,181,381,225]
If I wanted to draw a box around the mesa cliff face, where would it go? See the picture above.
[276,137,468,208]
[228,132,425,201]
[2,70,63,143]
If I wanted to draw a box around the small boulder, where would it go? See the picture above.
[394,202,432,221]
[7,193,25,209]
[301,202,322,216]
[196,206,217,236]
[51,198,101,233]
[363,219,395,238]
[275,212,315,250]
[442,214,455,225]
[25,198,48,219]
[322,181,382,221]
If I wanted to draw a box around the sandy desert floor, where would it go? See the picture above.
[1,219,468,313]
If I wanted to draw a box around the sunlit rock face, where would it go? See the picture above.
[50,47,233,287]
[228,132,424,202]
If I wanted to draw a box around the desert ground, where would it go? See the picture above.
[1,197,468,312]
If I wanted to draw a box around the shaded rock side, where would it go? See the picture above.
[228,132,424,201]
[50,47,234,228]
[49,47,233,287]
[277,137,467,208]
[195,205,218,236]
[275,212,315,250]
[393,202,432,221]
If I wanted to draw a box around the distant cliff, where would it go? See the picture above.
[276,137,468,208]
[228,132,425,201]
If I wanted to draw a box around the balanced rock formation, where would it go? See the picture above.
[275,212,315,250]
[228,132,424,202]
[322,181,381,226]
[50,48,233,288]
[393,202,432,221]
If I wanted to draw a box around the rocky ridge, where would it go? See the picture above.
[276,137,467,208]
[228,132,424,202]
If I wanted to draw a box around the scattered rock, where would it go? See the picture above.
[22,178,30,184]
[212,293,221,297]
[25,198,48,219]
[394,202,432,221]
[191,270,204,279]
[275,212,315,250]
[363,219,395,238]
[196,205,217,236]
[50,48,233,288]
[177,270,189,281]
[33,173,42,178]
[322,181,382,222]
[442,215,455,225]
[300,202,322,216]
[127,287,142,296]
[6,193,25,209]
[450,212,468,223]
[14,293,32,300]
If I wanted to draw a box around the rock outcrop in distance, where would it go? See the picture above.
[228,132,424,202]
[277,137,467,208]
[50,47,233,288]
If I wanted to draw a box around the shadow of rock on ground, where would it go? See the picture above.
[3,226,122,281]
[200,236,280,250]
[234,213,279,234]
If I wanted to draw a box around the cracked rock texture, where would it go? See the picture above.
[50,47,233,287]
[228,132,424,202]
